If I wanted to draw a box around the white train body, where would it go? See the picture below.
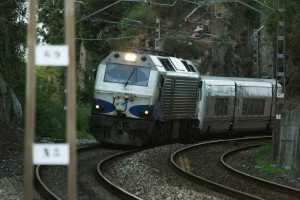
[89,50,200,146]
[89,50,280,146]
[198,76,279,134]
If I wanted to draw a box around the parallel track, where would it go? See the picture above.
[35,136,299,199]
[170,136,298,200]
[35,144,103,200]
[220,144,300,198]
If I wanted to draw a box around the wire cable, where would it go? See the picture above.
[76,33,153,41]
[0,0,12,8]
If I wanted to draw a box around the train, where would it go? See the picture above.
[88,49,281,146]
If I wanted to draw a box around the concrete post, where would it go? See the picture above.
[279,110,300,170]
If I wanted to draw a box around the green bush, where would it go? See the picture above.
[77,104,90,132]
[36,92,65,139]
[254,145,286,173]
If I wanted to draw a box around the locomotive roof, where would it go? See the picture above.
[105,51,200,78]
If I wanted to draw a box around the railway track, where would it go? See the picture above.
[170,136,300,200]
[220,144,300,198]
[35,136,299,199]
[96,150,142,200]
[35,143,124,200]
[95,142,231,199]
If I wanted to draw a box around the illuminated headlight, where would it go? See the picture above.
[140,109,150,116]
[94,104,104,111]
[124,52,137,62]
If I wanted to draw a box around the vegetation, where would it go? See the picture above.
[163,38,202,59]
[265,0,300,98]
[254,145,286,173]
[0,1,26,106]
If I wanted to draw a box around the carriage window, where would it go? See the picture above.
[242,99,265,115]
[214,98,229,116]
[104,63,150,86]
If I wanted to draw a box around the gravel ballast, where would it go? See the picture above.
[1,129,300,199]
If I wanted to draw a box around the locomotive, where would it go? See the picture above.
[88,49,280,146]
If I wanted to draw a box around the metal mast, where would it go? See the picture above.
[273,0,286,160]
[276,0,286,91]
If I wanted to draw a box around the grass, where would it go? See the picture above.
[253,144,287,173]
[77,130,95,140]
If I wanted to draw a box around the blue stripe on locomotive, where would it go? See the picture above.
[91,98,154,120]
[129,105,154,120]
[91,98,115,114]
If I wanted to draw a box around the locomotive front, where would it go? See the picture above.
[89,51,159,146]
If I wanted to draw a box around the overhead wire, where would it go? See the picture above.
[0,16,21,26]
[37,0,248,43]
[76,33,154,41]
[0,0,24,26]
[0,0,13,7]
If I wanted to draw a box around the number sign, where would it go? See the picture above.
[35,45,69,66]
[33,143,69,165]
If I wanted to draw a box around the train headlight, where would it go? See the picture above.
[124,52,137,62]
[94,103,104,111]
[140,109,150,116]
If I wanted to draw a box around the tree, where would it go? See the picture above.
[264,0,300,102]
[0,1,27,105]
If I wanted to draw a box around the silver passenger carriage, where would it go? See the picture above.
[197,76,280,134]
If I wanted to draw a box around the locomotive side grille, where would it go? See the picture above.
[162,77,199,119]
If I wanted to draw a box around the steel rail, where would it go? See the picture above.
[34,143,102,200]
[35,165,61,200]
[96,149,142,200]
[170,136,272,200]
[220,144,300,198]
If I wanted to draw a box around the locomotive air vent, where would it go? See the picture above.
[158,58,175,71]
[181,60,196,72]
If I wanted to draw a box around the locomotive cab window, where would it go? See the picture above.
[104,63,151,86]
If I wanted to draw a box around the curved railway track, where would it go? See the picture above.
[35,136,299,199]
[95,142,232,199]
[220,144,300,198]
[35,143,124,200]
[170,136,299,200]
[96,150,142,200]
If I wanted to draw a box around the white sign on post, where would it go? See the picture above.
[35,45,69,66]
[277,93,285,98]
[33,143,70,165]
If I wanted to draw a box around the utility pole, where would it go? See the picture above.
[24,1,77,199]
[273,0,286,160]
[155,18,161,50]
[252,26,264,78]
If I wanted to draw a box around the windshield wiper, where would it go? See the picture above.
[124,67,136,87]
